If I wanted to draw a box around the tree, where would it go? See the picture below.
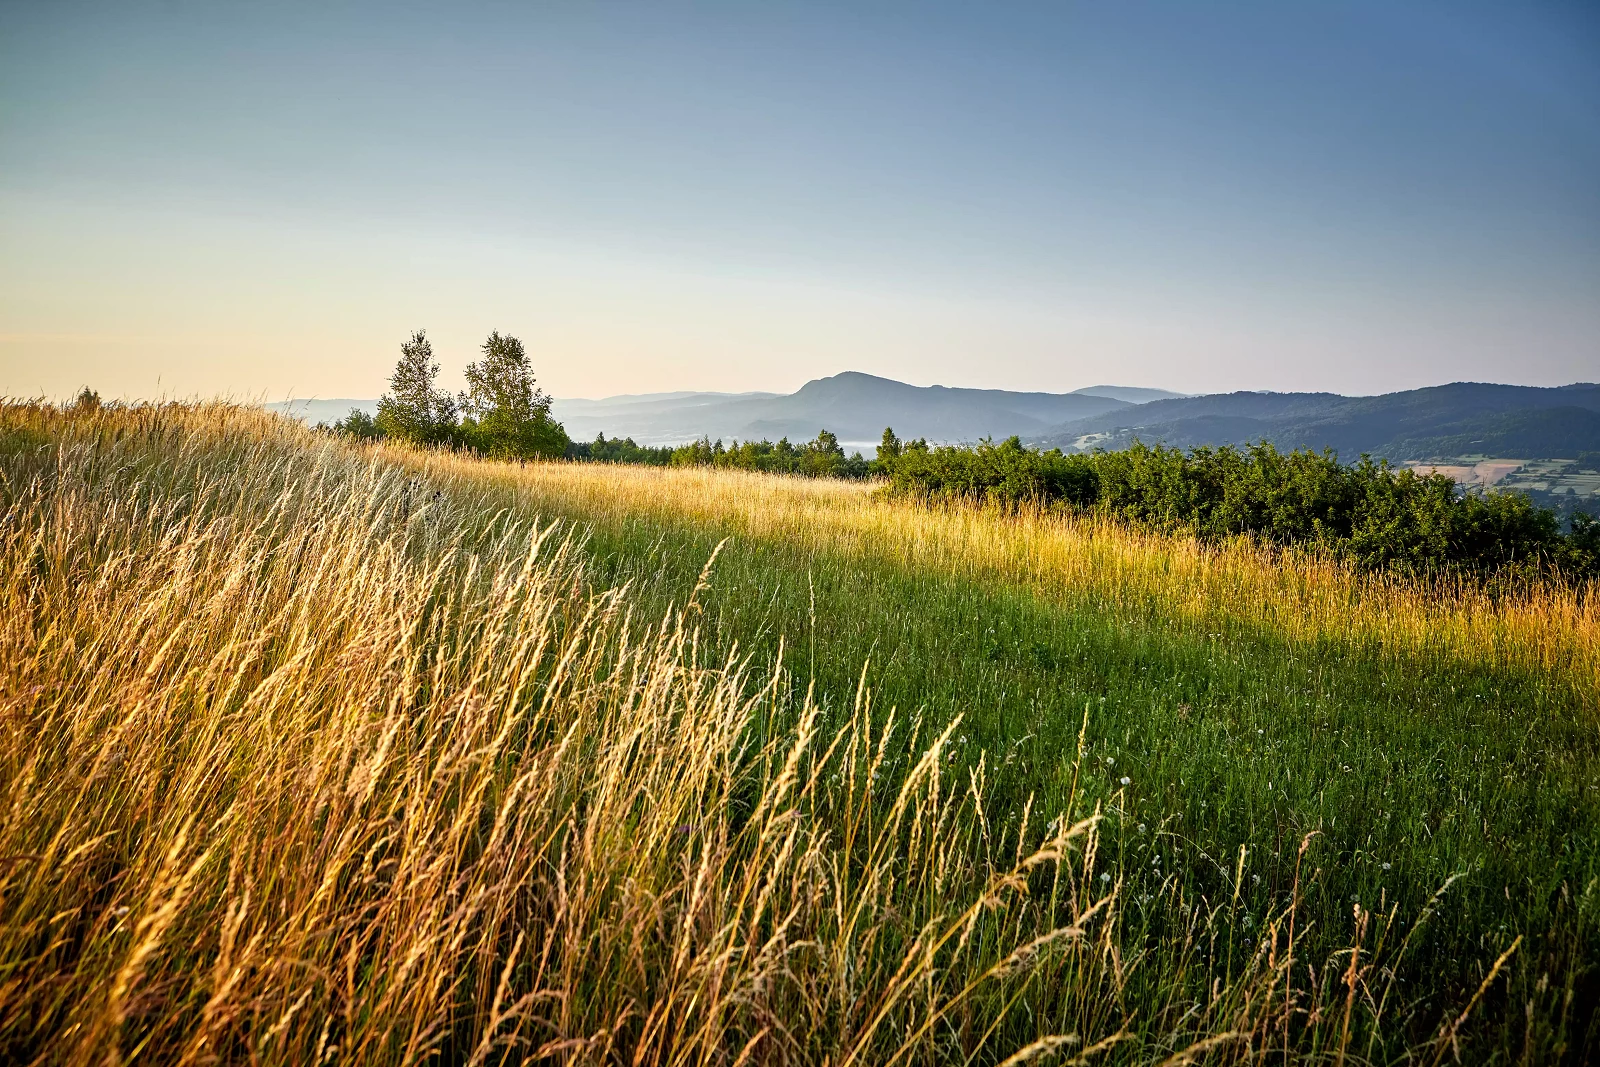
[375,330,457,445]
[330,408,382,440]
[800,429,847,477]
[459,331,569,459]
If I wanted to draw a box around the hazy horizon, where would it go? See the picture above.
[4,2,1597,402]
[267,371,1590,409]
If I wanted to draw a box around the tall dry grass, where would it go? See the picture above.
[0,404,1117,1064]
[0,403,1554,1063]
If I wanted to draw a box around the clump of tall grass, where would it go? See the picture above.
[0,403,1114,1064]
[0,403,1548,1063]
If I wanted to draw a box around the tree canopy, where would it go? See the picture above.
[374,331,458,445]
[458,331,566,459]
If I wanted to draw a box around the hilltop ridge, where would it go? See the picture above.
[1041,381,1600,460]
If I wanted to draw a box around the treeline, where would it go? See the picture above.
[881,434,1600,581]
[566,433,673,466]
[575,430,874,478]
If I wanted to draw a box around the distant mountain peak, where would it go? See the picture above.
[1071,385,1190,403]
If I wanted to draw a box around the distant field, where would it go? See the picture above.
[1406,456,1600,511]
[1405,459,1526,486]
[3,403,1597,1064]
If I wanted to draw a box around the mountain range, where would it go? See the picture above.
[267,376,1187,451]
[267,375,1600,461]
[549,375,1186,448]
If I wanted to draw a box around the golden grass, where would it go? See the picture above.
[409,454,1600,705]
[0,403,1145,1064]
[0,402,1572,1063]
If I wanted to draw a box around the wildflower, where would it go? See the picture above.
[1137,823,1146,833]
[1252,874,1261,885]
[1119,776,1131,786]
[1106,756,1115,766]
[1382,862,1391,871]
[1100,872,1111,884]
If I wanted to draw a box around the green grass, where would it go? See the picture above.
[523,495,1600,1060]
[5,402,1597,1063]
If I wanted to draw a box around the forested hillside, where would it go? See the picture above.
[1042,381,1600,459]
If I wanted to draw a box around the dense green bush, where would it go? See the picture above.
[885,436,1599,581]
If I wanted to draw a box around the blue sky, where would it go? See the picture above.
[2,1,1596,400]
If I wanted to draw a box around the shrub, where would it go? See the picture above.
[882,436,1594,582]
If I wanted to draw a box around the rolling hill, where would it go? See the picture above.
[1040,382,1600,460]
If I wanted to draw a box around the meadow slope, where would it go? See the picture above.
[2,402,1597,1064]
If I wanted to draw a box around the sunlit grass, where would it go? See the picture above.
[424,456,1599,702]
[1,402,1595,1063]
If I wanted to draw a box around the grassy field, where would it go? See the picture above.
[2,402,1597,1064]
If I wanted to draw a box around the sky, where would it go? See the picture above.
[2,1,1597,402]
